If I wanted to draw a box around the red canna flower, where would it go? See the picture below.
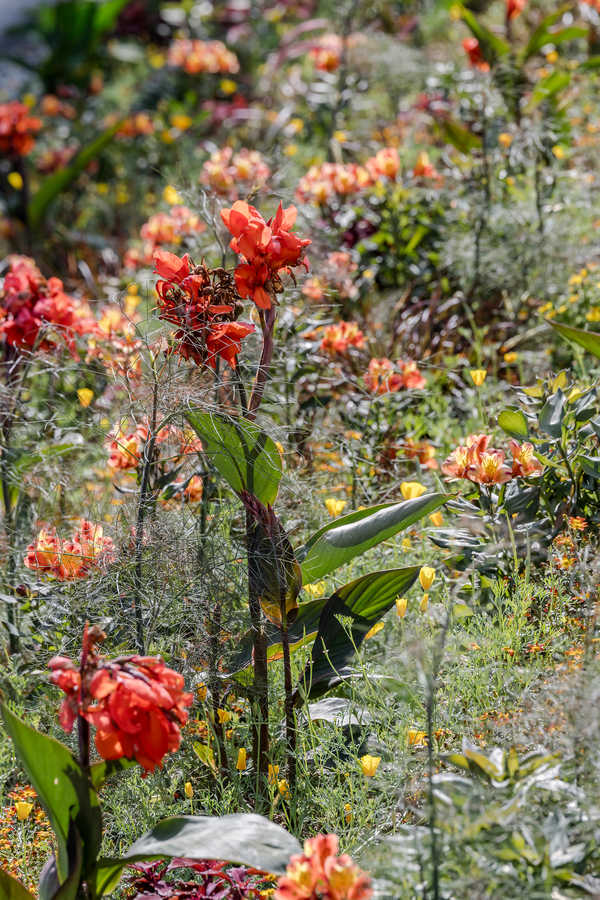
[220,201,310,309]
[0,102,42,157]
[506,0,526,20]
[462,37,490,71]
[49,626,193,773]
[154,249,254,369]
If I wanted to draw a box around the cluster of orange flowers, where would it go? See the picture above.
[364,357,426,393]
[200,146,270,197]
[0,101,41,156]
[0,255,95,354]
[302,251,358,303]
[40,94,76,119]
[296,148,399,204]
[442,434,543,486]
[107,420,202,472]
[462,38,489,71]
[319,320,365,354]
[115,112,155,139]
[275,833,372,900]
[167,38,239,75]
[49,625,193,772]
[86,304,142,378]
[221,200,311,309]
[125,206,206,269]
[308,33,364,72]
[24,520,114,581]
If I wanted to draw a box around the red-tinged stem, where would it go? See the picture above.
[247,305,276,421]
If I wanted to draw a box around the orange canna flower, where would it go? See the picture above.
[25,520,114,581]
[0,101,41,156]
[364,358,403,394]
[462,37,490,71]
[320,321,365,355]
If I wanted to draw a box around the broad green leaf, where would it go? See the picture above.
[498,408,529,440]
[539,390,565,438]
[297,493,449,583]
[38,823,82,900]
[90,758,136,790]
[436,118,482,155]
[185,410,282,505]
[29,123,122,229]
[527,70,571,111]
[1,704,101,883]
[578,455,600,480]
[0,870,34,900]
[550,319,600,360]
[299,567,420,699]
[95,814,302,893]
[523,5,581,60]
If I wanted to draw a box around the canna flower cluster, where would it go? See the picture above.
[296,149,399,205]
[87,304,142,379]
[275,833,372,900]
[364,358,426,393]
[25,520,114,580]
[220,201,310,309]
[0,101,42,157]
[302,252,359,304]
[49,625,193,772]
[442,434,543,486]
[0,256,95,354]
[154,249,255,368]
[200,147,270,198]
[126,206,206,269]
[167,38,239,75]
[319,321,365,355]
[506,0,526,20]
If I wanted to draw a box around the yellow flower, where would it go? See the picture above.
[217,708,232,724]
[333,130,348,143]
[220,78,237,95]
[15,801,33,821]
[498,132,513,148]
[236,747,247,771]
[395,596,407,618]
[97,183,109,195]
[546,49,558,64]
[77,388,94,408]
[7,171,23,190]
[449,3,462,20]
[364,620,384,640]
[268,764,280,784]
[503,351,518,364]
[419,566,435,590]
[284,143,298,157]
[344,802,353,823]
[304,581,326,598]
[170,114,193,130]
[161,129,175,144]
[289,117,304,133]
[401,537,411,551]
[401,481,426,500]
[429,511,443,527]
[278,778,290,797]
[360,754,381,777]
[469,369,487,387]
[407,728,427,747]
[325,498,347,517]
[163,184,183,205]
[197,683,207,702]
[420,592,429,612]
[22,93,36,108]
[552,144,565,159]
[184,781,194,798]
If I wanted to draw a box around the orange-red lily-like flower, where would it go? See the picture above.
[0,101,41,156]
[442,433,491,480]
[154,249,255,368]
[462,37,490,71]
[506,0,526,20]
[364,358,403,394]
[25,520,114,580]
[275,833,372,900]
[49,627,193,772]
[320,321,365,355]
[468,449,512,485]
[220,201,311,309]
[509,440,543,477]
